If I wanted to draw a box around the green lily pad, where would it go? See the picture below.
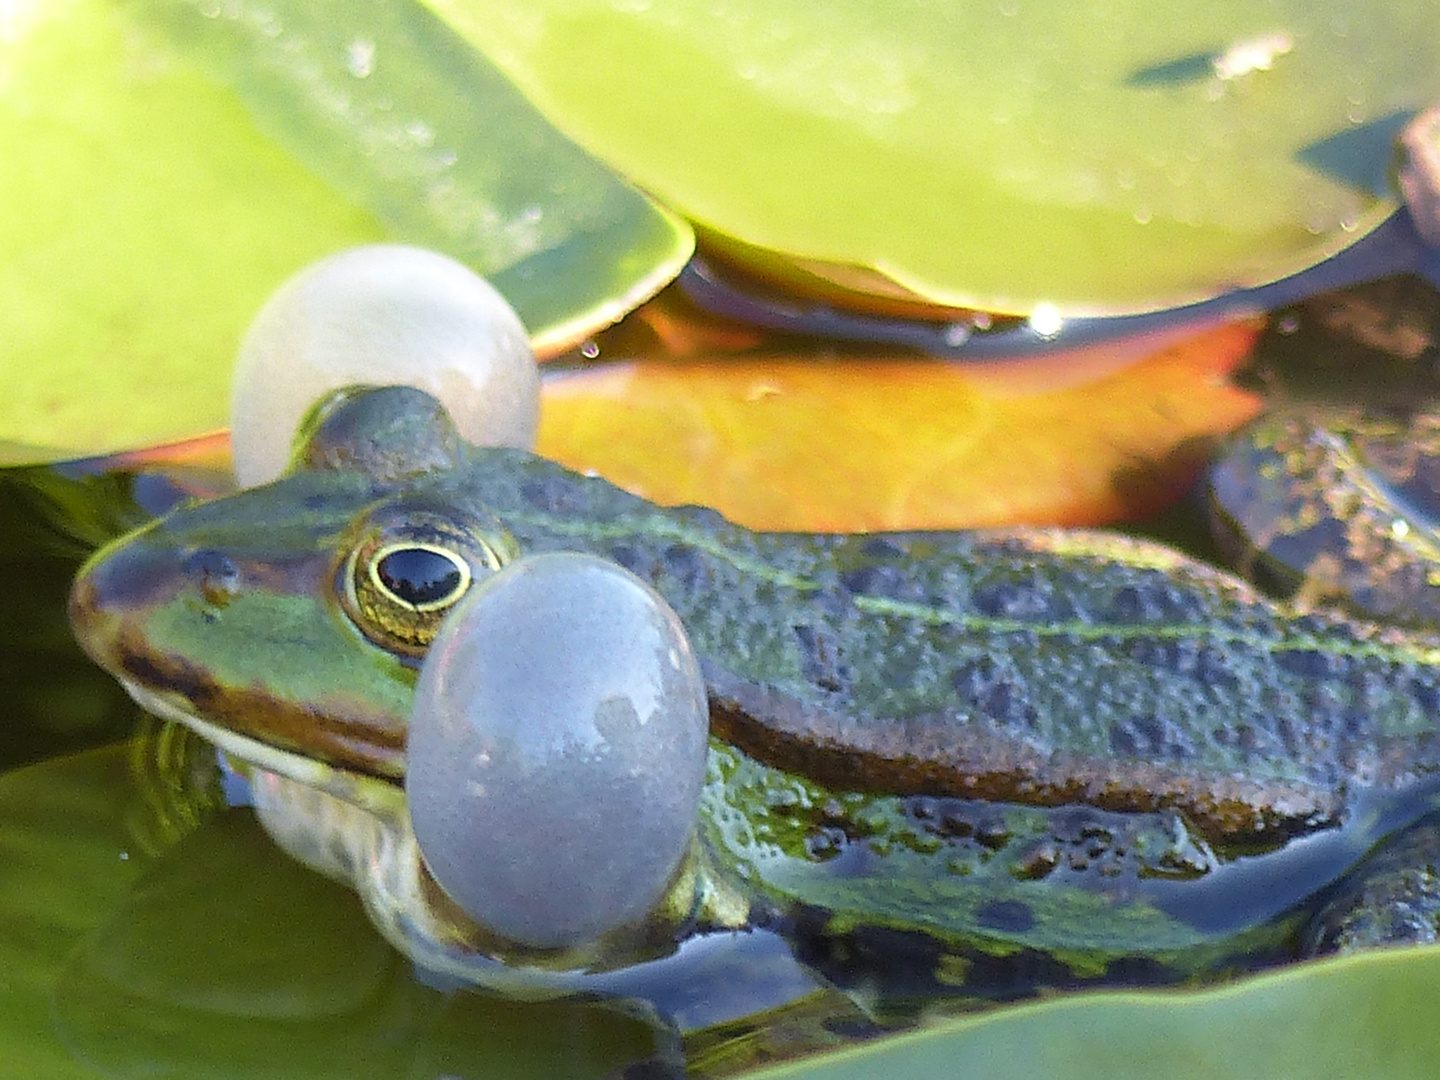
[743,946,1440,1080]
[0,744,148,1078]
[0,0,688,461]
[425,0,1440,315]
[0,744,662,1080]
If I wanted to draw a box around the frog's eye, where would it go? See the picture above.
[342,517,513,657]
[371,543,471,610]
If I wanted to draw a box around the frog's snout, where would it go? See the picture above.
[69,537,191,672]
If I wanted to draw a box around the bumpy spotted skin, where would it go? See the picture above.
[444,446,1440,844]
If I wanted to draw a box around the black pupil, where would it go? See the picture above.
[377,547,464,607]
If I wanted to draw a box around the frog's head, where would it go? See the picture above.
[69,385,519,781]
[72,386,724,977]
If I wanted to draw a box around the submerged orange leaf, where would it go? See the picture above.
[104,432,234,473]
[538,319,1264,531]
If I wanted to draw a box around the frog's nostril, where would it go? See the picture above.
[182,549,241,606]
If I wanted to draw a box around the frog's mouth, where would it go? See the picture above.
[119,674,408,821]
[73,598,412,778]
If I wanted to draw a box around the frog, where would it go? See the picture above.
[67,382,1440,1034]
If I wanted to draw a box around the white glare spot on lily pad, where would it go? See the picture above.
[1211,31,1293,81]
[346,37,375,77]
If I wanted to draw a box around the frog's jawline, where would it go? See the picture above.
[111,623,407,780]
[118,676,407,818]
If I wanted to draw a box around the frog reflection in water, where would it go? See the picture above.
[67,384,1440,1028]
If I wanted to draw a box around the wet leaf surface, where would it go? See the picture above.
[742,946,1440,1080]
[425,0,1440,315]
[0,743,661,1080]
[538,312,1265,530]
[0,0,687,460]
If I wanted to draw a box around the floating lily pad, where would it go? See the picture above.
[0,744,662,1080]
[426,0,1440,316]
[0,0,688,460]
[744,946,1440,1080]
[0,745,147,1079]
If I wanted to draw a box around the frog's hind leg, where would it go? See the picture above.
[1303,815,1440,956]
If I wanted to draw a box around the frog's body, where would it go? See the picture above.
[69,386,1440,1019]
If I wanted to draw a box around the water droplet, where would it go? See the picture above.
[1303,207,1330,235]
[346,38,375,78]
[1211,31,1292,81]
[1133,205,1153,225]
[580,340,601,359]
[745,382,781,402]
[1028,303,1063,338]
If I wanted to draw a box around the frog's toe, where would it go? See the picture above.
[1303,816,1440,956]
[1208,406,1440,628]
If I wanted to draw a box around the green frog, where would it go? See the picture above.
[67,384,1440,1029]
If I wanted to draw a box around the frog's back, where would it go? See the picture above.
[445,445,1440,845]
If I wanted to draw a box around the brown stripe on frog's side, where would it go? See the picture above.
[703,664,1339,842]
[456,454,1440,845]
